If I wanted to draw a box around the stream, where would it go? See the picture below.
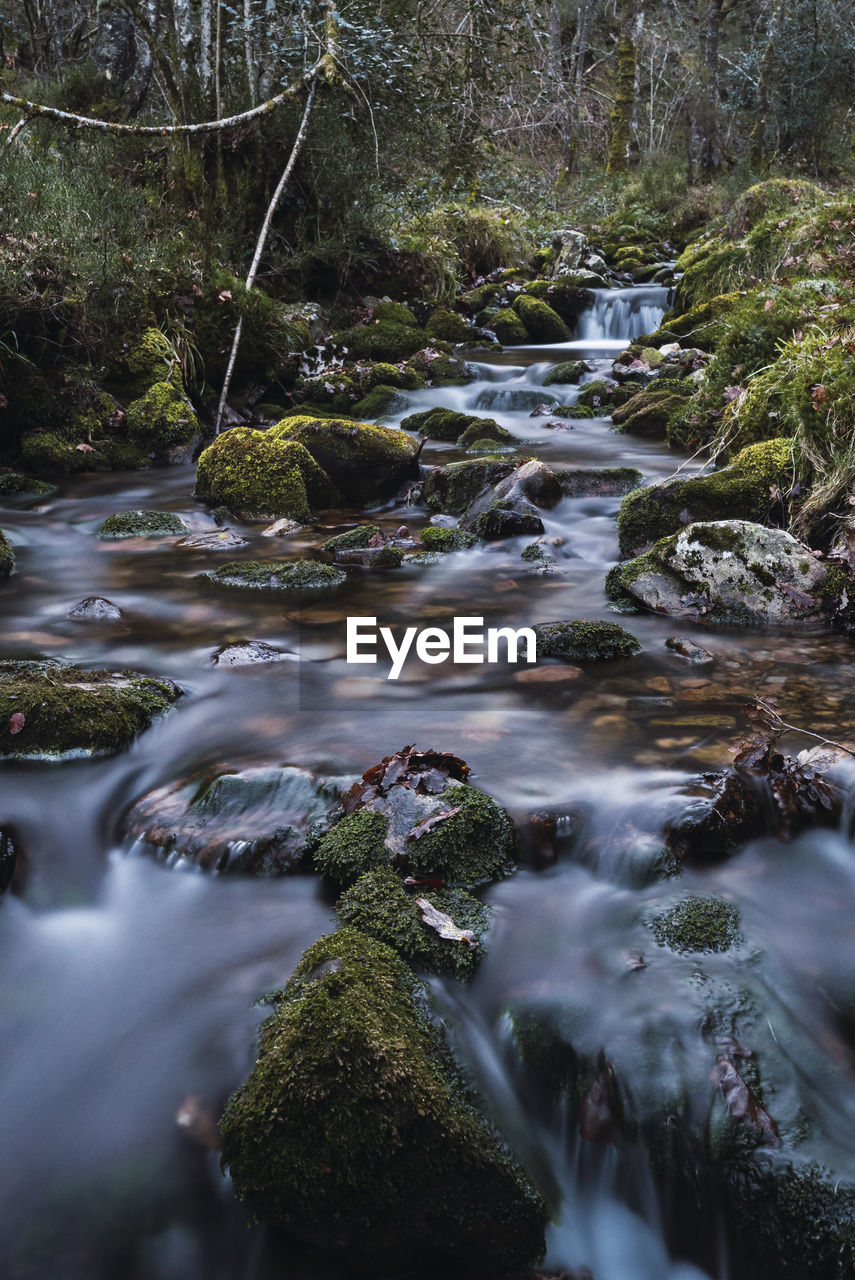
[2,285,855,1280]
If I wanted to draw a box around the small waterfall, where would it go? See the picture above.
[575,286,673,344]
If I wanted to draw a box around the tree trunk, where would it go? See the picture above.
[696,0,723,181]
[607,0,637,175]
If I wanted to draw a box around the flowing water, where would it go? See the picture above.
[2,286,855,1280]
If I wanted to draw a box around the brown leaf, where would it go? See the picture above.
[764,299,775,311]
[218,289,233,303]
[75,442,94,453]
[9,712,25,735]
[415,897,478,947]
[407,806,461,841]
[712,1055,780,1147]
[811,383,828,410]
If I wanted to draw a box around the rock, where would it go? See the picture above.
[334,546,405,568]
[650,895,740,954]
[212,640,292,666]
[204,559,346,591]
[68,596,123,620]
[401,408,501,443]
[126,381,201,463]
[219,929,546,1269]
[421,458,517,515]
[611,387,693,439]
[195,426,341,519]
[513,296,570,343]
[665,635,714,663]
[175,527,249,550]
[406,348,474,385]
[351,384,408,420]
[331,318,427,362]
[425,308,474,343]
[456,420,519,450]
[521,282,595,326]
[126,764,340,873]
[542,360,593,387]
[270,417,419,504]
[97,510,190,539]
[420,527,477,552]
[552,466,641,498]
[664,771,764,861]
[484,307,530,345]
[261,517,302,537]
[320,524,382,553]
[460,459,563,532]
[532,620,641,662]
[616,438,793,557]
[0,529,13,578]
[0,472,55,496]
[0,660,181,758]
[550,228,590,276]
[609,521,834,626]
[336,867,489,981]
[475,509,544,538]
[314,747,517,888]
[475,387,559,413]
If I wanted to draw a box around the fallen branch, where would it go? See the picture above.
[753,696,855,758]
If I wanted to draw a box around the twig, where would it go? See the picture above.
[754,697,855,758]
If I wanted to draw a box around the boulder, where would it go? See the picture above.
[550,228,590,276]
[97,510,189,539]
[212,640,292,666]
[125,381,201,463]
[0,660,181,758]
[553,466,641,498]
[204,559,346,591]
[532,620,641,662]
[270,417,419,503]
[195,427,341,519]
[68,596,123,620]
[460,460,563,532]
[421,457,517,515]
[513,296,570,343]
[0,472,55,496]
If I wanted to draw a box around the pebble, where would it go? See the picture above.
[68,596,123,620]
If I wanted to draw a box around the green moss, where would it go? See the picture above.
[0,529,14,578]
[112,327,178,399]
[402,408,484,441]
[575,378,619,410]
[543,361,591,387]
[456,421,517,449]
[650,895,740,954]
[420,526,477,551]
[459,283,504,314]
[357,362,426,393]
[0,472,54,496]
[726,178,827,238]
[372,301,420,328]
[405,349,473,385]
[195,427,340,519]
[513,296,570,343]
[520,281,594,325]
[351,385,403,420]
[486,307,529,345]
[20,432,108,475]
[0,363,70,449]
[125,381,200,459]
[313,808,392,884]
[649,292,742,347]
[98,440,151,471]
[205,559,347,591]
[336,867,489,980]
[97,510,189,539]
[271,417,419,503]
[333,321,427,363]
[0,660,180,758]
[612,389,693,438]
[616,438,794,556]
[218,928,546,1268]
[533,620,641,661]
[320,524,381,553]
[425,309,473,343]
[296,372,358,413]
[406,784,517,885]
[421,457,516,514]
[553,404,594,419]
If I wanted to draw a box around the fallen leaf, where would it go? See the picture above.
[764,299,775,311]
[415,897,478,948]
[407,807,461,841]
[75,442,94,453]
[9,712,25,735]
[218,289,233,302]
[711,1054,780,1147]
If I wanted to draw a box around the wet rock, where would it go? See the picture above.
[175,527,249,550]
[457,420,519,450]
[212,640,292,666]
[420,527,477,552]
[0,659,181,758]
[0,472,55,496]
[533,620,641,662]
[97,510,190,539]
[0,529,14,578]
[126,381,201,463]
[126,763,341,873]
[334,546,404,568]
[336,866,490,980]
[401,407,496,442]
[219,929,546,1270]
[68,596,123,621]
[611,387,693,439]
[260,517,302,537]
[664,771,764,861]
[271,416,419,503]
[650,895,740,954]
[542,360,593,386]
[513,296,570,343]
[475,386,560,413]
[522,281,595,325]
[553,466,642,498]
[665,635,714,663]
[550,228,590,275]
[195,426,341,520]
[421,458,517,515]
[319,524,381,553]
[609,521,834,626]
[460,460,562,533]
[475,509,544,538]
[204,559,346,591]
[314,746,518,888]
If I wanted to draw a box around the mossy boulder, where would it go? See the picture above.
[320,524,381,553]
[457,421,518,450]
[111,327,178,399]
[20,432,109,475]
[650,895,740,954]
[647,292,742,348]
[521,280,595,326]
[617,438,794,557]
[125,381,200,461]
[553,466,641,497]
[460,459,562,532]
[333,321,427,363]
[357,361,426,392]
[401,408,493,442]
[611,388,694,439]
[204,559,346,591]
[474,509,544,538]
[0,660,181,758]
[195,427,340,519]
[513,296,570,343]
[485,307,530,345]
[0,529,14,578]
[532,620,641,662]
[0,472,55,496]
[372,301,420,328]
[406,349,474,385]
[336,867,489,980]
[420,526,477,552]
[97,510,189,539]
[270,417,419,503]
[219,928,546,1269]
[542,360,592,387]
[351,384,405,420]
[421,457,517,515]
[425,309,473,343]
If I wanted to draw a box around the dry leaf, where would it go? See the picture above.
[9,712,25,735]
[407,807,461,841]
[415,897,478,948]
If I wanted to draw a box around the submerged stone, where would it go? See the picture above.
[204,559,346,591]
[0,660,181,758]
[97,510,189,539]
[212,640,292,666]
[219,928,546,1269]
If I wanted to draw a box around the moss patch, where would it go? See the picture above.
[651,896,740,954]
[320,524,381,553]
[195,427,340,519]
[533,620,641,662]
[126,381,200,459]
[271,417,418,503]
[513,295,570,343]
[543,360,591,387]
[97,510,189,539]
[420,526,477,551]
[0,472,55,496]
[0,529,14,578]
[205,559,347,591]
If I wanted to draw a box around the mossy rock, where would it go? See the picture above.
[521,281,594,325]
[296,372,358,413]
[650,895,740,954]
[648,292,742,347]
[333,321,427,363]
[97,510,189,539]
[112,328,179,399]
[351,384,405,420]
[425,309,473,343]
[336,867,489,981]
[205,559,346,591]
[422,458,517,515]
[402,408,488,442]
[616,438,794,556]
[320,524,381,553]
[0,529,13,578]
[553,404,594,419]
[513,296,570,343]
[533,620,641,662]
[195,427,340,519]
[98,440,151,471]
[486,307,530,345]
[553,466,642,497]
[372,301,420,328]
[125,381,200,461]
[420,526,477,552]
[475,509,544,539]
[611,388,693,439]
[0,472,54,496]
[726,178,827,239]
[457,421,518,450]
[20,432,109,475]
[270,417,419,503]
[357,362,426,393]
[575,378,621,410]
[219,928,546,1269]
[0,363,70,449]
[542,361,592,387]
[0,660,181,758]
[405,349,473,385]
